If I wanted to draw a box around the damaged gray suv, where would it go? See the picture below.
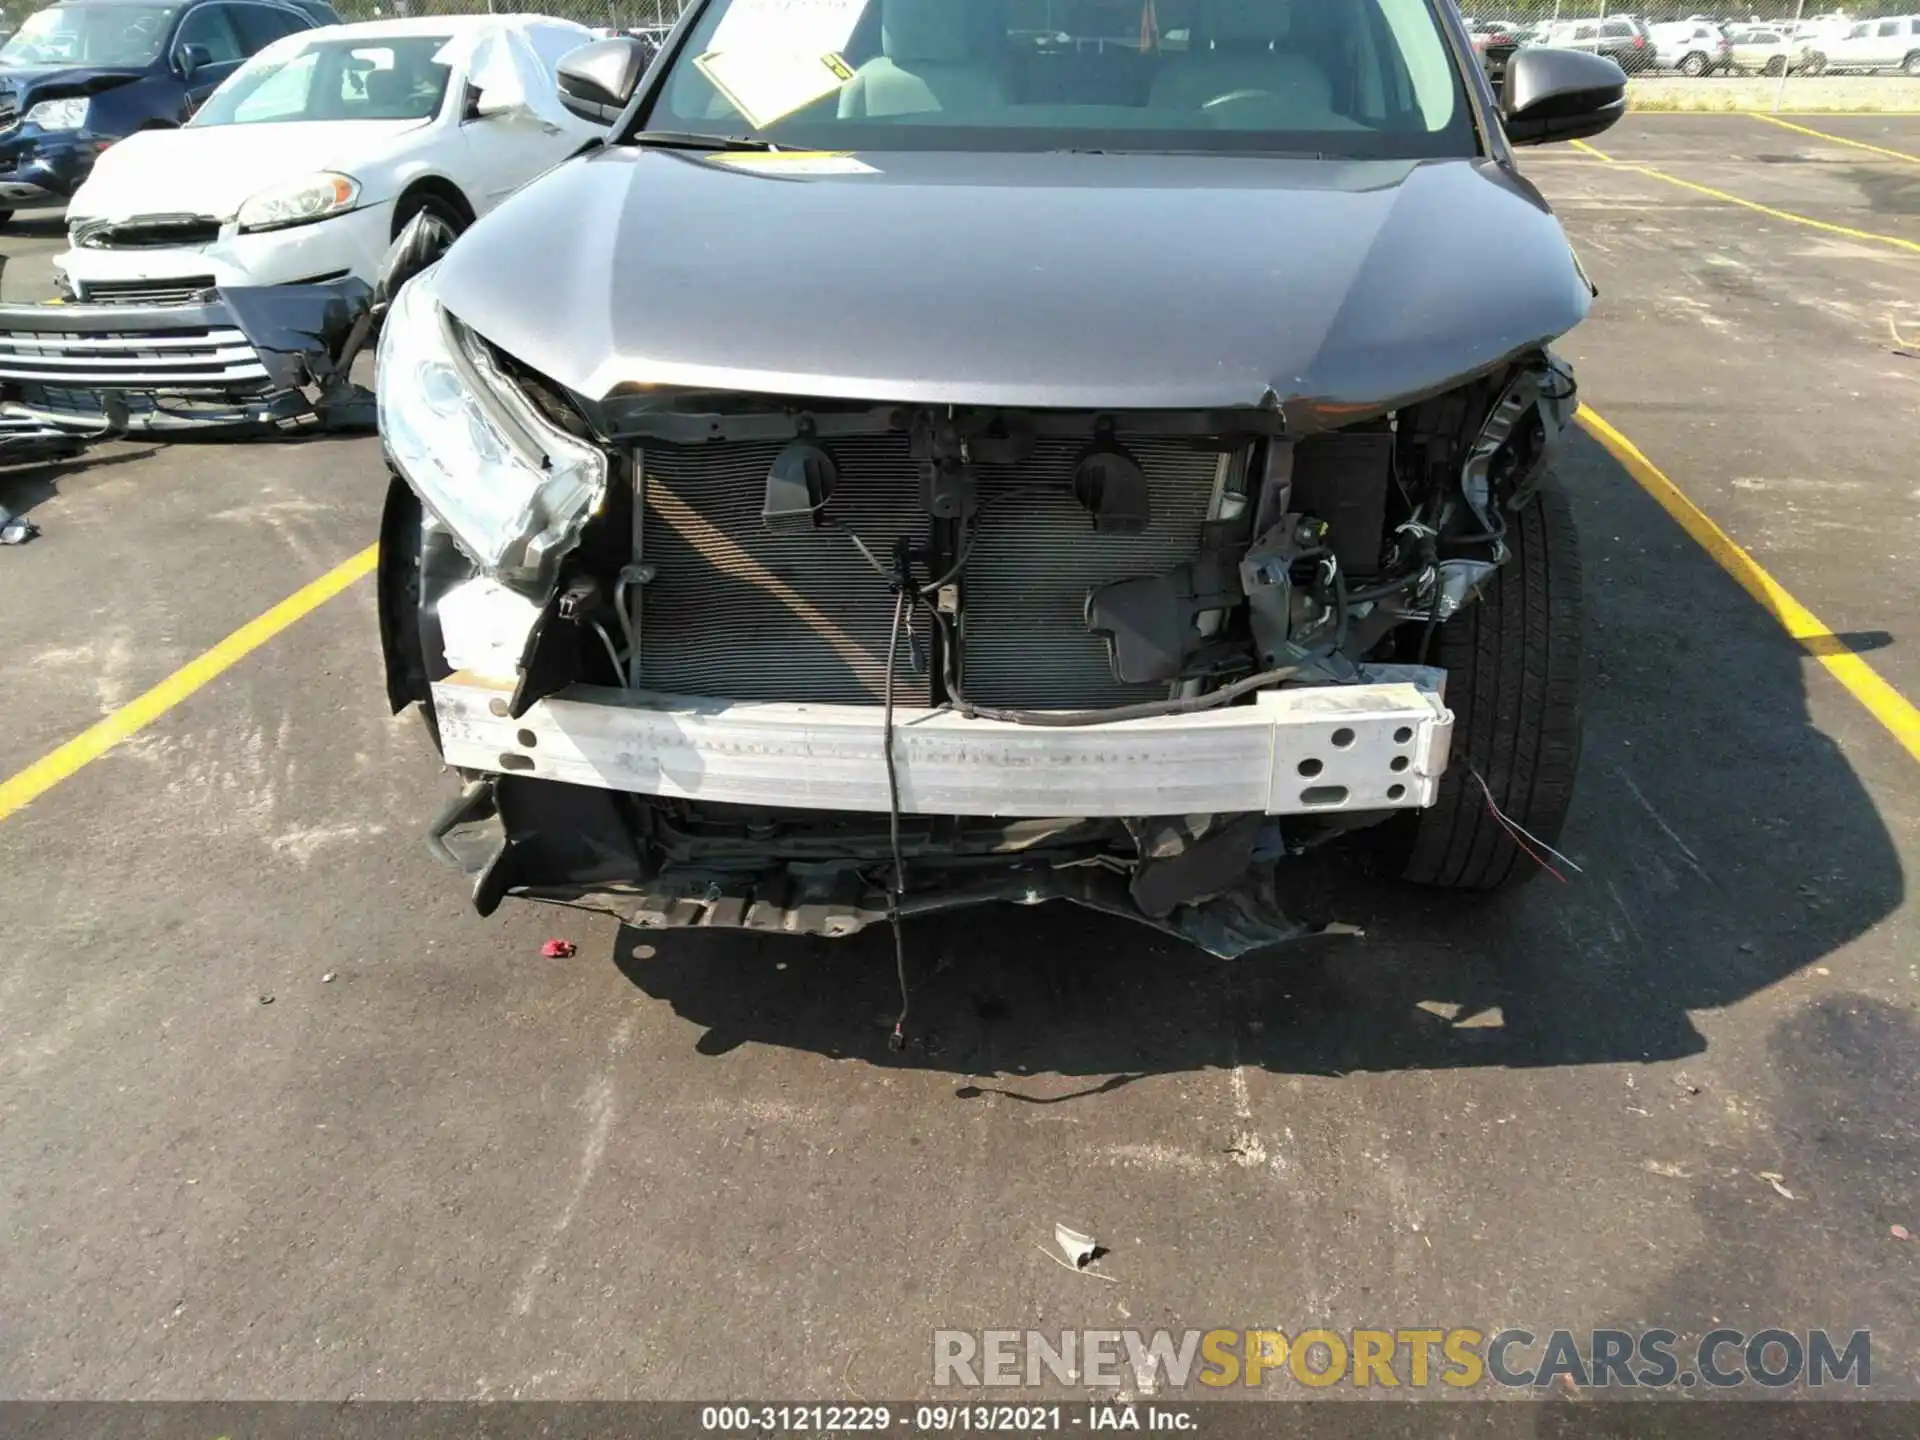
[375,0,1625,1024]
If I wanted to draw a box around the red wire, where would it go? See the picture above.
[1480,785,1566,883]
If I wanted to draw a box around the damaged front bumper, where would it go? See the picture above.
[0,279,374,435]
[420,671,1451,955]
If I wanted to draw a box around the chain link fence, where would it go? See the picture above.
[330,0,687,30]
[324,0,1919,104]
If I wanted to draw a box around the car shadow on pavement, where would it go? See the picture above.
[0,444,160,530]
[611,429,1905,1082]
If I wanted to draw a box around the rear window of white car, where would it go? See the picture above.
[193,34,457,125]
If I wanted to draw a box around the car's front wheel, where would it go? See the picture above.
[392,190,469,244]
[1904,51,1920,76]
[1385,476,1584,891]
[1679,51,1709,75]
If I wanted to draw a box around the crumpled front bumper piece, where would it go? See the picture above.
[0,279,373,434]
[430,674,1453,819]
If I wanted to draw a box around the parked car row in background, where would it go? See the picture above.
[55,12,606,300]
[0,0,342,224]
[1464,11,1920,80]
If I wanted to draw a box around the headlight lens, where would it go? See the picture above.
[378,263,607,588]
[235,172,360,232]
[26,97,88,131]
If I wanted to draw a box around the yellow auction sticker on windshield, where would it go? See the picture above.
[695,48,855,129]
[709,150,877,176]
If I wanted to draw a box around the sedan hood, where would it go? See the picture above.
[436,147,1592,417]
[70,120,428,220]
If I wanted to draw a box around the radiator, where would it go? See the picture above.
[637,437,934,705]
[963,438,1220,708]
[634,434,1223,710]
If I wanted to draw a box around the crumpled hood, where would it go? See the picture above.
[0,63,143,101]
[69,120,428,220]
[435,146,1592,417]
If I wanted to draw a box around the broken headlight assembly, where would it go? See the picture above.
[378,263,606,592]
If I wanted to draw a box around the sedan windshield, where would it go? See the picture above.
[642,0,1476,157]
[192,34,455,125]
[0,4,178,68]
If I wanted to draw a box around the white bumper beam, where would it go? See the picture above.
[432,675,1453,819]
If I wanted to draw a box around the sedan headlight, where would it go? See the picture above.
[236,172,360,233]
[26,97,88,131]
[378,263,607,589]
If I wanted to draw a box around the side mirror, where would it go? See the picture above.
[1501,47,1627,146]
[174,41,211,79]
[555,36,650,125]
[374,208,458,311]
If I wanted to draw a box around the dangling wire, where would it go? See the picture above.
[882,584,911,1052]
[1470,766,1582,883]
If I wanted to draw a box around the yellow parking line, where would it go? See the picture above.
[1577,406,1920,766]
[1750,112,1920,164]
[1570,137,1920,255]
[0,544,378,825]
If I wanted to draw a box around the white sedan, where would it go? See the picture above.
[55,14,606,304]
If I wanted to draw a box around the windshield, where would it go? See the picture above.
[641,0,1476,158]
[191,34,455,125]
[0,4,178,68]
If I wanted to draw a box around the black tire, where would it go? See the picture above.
[1763,55,1785,76]
[1804,52,1827,75]
[391,188,469,243]
[1679,51,1708,76]
[0,210,13,229]
[1390,476,1584,891]
[1905,52,1920,77]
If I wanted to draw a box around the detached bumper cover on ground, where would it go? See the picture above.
[0,279,373,434]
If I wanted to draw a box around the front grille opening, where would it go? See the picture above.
[78,216,222,250]
[77,276,218,306]
[632,431,1224,711]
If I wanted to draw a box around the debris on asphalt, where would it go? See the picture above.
[0,509,38,546]
[541,939,578,959]
[321,972,337,984]
[258,994,274,1006]
[1039,1227,1119,1283]
[1891,1225,1911,1242]
[1757,1172,1796,1201]
[1052,1223,1107,1271]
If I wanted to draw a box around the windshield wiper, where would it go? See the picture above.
[629,130,781,153]
[1056,147,1331,159]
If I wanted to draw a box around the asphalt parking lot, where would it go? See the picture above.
[1,113,1917,1402]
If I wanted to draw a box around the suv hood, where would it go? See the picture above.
[0,64,144,101]
[435,147,1592,418]
[70,120,429,220]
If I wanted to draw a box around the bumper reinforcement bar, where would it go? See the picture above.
[430,674,1454,819]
